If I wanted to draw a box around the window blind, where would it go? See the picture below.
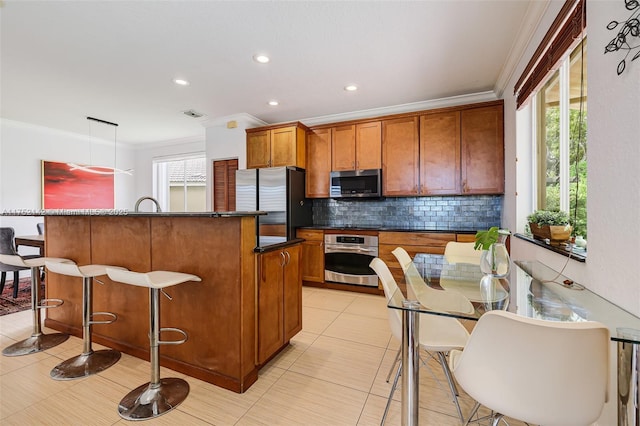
[514,0,586,109]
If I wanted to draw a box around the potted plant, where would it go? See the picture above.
[474,226,511,277]
[526,209,572,244]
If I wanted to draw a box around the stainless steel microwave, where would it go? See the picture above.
[329,169,382,198]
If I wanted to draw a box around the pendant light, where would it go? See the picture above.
[66,116,133,175]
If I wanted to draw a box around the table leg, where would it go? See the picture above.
[618,340,639,425]
[401,301,420,426]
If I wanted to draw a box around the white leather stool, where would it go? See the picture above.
[105,267,201,421]
[45,261,124,380]
[0,254,72,356]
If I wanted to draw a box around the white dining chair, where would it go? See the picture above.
[392,247,475,315]
[370,257,469,424]
[449,310,609,426]
[443,241,482,265]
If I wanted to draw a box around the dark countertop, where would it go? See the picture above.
[299,226,476,234]
[254,238,304,253]
[1,209,267,217]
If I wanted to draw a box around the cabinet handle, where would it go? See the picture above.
[284,251,291,266]
[280,251,286,267]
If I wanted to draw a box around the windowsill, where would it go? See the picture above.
[514,233,586,262]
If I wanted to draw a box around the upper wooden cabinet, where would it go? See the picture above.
[246,122,308,169]
[306,128,332,198]
[461,104,504,194]
[420,111,460,195]
[382,117,420,196]
[332,121,381,171]
[303,100,504,197]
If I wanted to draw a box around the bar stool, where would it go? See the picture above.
[45,260,123,380]
[0,254,72,356]
[105,267,201,421]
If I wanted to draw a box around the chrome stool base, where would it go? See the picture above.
[118,377,190,421]
[2,333,69,357]
[50,349,121,380]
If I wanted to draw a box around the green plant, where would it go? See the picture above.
[473,226,511,251]
[526,209,570,227]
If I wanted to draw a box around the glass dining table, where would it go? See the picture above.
[388,257,640,426]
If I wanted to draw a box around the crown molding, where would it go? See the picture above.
[297,92,499,127]
[494,0,551,97]
[201,112,267,128]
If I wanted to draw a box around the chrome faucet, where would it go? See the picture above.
[134,196,162,212]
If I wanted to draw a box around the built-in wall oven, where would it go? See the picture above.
[324,234,379,287]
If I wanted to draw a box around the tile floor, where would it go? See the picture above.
[0,286,527,425]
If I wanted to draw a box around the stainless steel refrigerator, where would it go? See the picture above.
[235,166,312,247]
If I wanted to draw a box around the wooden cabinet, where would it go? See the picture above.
[257,244,302,364]
[456,233,476,243]
[389,101,503,196]
[461,104,504,194]
[332,121,381,171]
[306,128,332,198]
[297,229,324,283]
[246,123,307,169]
[213,159,238,211]
[379,231,455,283]
[420,111,460,195]
[382,117,420,196]
[303,100,503,198]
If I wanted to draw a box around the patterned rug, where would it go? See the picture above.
[0,277,39,316]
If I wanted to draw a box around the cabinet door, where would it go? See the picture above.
[213,159,238,211]
[247,130,271,169]
[382,117,419,196]
[271,126,297,167]
[297,229,324,282]
[283,244,302,341]
[420,112,460,195]
[257,250,284,364]
[461,104,504,194]
[306,129,332,198]
[331,125,356,171]
[356,121,382,170]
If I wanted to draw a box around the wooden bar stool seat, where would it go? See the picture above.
[45,261,124,380]
[105,267,201,421]
[0,254,71,356]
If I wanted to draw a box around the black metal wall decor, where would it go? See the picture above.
[605,0,640,75]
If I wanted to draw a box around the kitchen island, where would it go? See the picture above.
[29,210,294,393]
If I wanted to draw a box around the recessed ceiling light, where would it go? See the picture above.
[174,79,190,86]
[268,100,279,106]
[344,84,358,92]
[253,54,270,64]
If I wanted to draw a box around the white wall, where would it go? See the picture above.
[204,113,266,209]
[0,119,135,236]
[508,0,640,317]
[506,4,640,422]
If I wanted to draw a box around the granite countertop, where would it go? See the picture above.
[1,209,267,217]
[254,238,305,253]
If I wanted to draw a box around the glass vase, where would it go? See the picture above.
[479,230,510,278]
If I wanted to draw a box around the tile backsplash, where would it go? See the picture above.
[312,195,502,231]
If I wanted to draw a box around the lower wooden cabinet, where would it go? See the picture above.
[297,229,324,283]
[257,244,302,364]
[378,232,455,283]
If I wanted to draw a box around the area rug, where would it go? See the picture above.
[0,277,40,316]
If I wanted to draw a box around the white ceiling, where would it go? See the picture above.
[0,1,546,145]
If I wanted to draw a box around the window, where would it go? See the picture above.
[535,40,587,237]
[154,156,206,212]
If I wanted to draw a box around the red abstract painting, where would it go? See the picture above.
[42,161,114,209]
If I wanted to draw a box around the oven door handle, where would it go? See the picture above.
[325,246,377,254]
